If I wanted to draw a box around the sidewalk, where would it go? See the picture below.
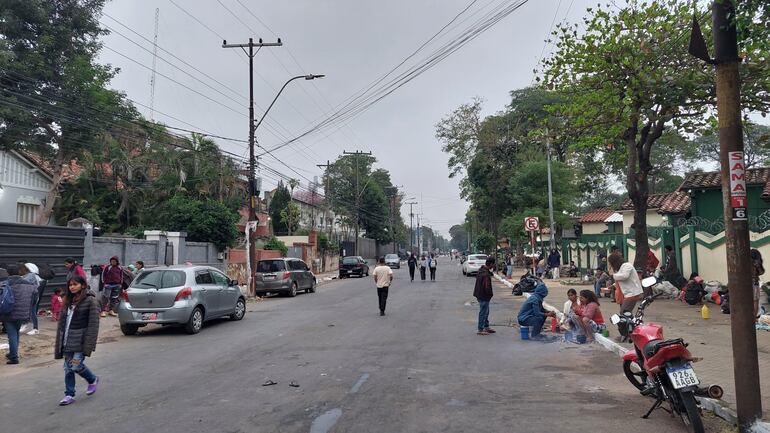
[504,268,770,419]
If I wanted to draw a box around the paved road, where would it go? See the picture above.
[1,258,725,432]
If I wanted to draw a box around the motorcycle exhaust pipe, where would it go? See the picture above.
[695,385,724,400]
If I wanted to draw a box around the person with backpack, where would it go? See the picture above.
[55,275,100,406]
[0,264,38,364]
[419,255,427,282]
[428,254,437,281]
[100,256,124,317]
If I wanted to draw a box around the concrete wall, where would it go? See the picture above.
[276,235,309,246]
[622,211,664,234]
[582,222,607,235]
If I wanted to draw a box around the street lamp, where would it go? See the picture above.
[254,75,325,133]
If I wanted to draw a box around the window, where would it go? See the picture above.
[131,270,185,289]
[211,270,229,287]
[195,271,213,284]
[257,260,285,273]
[16,203,38,224]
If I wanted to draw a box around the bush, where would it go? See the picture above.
[263,237,288,256]
[155,196,239,250]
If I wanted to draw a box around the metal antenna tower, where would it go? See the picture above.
[149,8,159,121]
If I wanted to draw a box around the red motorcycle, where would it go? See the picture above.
[612,279,723,433]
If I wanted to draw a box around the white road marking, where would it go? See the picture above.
[349,373,370,394]
[309,408,342,433]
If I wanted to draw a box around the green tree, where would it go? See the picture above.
[263,237,288,256]
[280,202,301,236]
[449,224,468,251]
[474,231,496,254]
[155,196,239,250]
[0,0,131,224]
[269,183,291,235]
[541,0,769,269]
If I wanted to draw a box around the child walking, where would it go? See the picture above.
[51,288,63,321]
[54,276,100,406]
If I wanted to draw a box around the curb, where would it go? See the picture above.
[493,272,759,429]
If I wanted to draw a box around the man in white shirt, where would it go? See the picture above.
[373,257,394,316]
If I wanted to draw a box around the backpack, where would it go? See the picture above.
[0,280,15,315]
[429,259,436,268]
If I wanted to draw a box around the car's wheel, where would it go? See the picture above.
[309,279,317,293]
[255,291,265,297]
[185,307,204,334]
[288,282,298,297]
[120,324,139,336]
[463,270,467,276]
[230,298,246,321]
[365,269,369,277]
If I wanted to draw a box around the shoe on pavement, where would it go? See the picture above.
[19,323,32,334]
[100,312,107,318]
[108,311,118,317]
[26,328,39,336]
[484,328,496,334]
[477,330,490,335]
[86,377,99,395]
[6,358,19,365]
[379,311,385,316]
[59,396,75,406]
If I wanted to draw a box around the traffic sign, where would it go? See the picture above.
[524,216,539,231]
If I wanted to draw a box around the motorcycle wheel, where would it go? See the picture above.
[622,359,647,391]
[676,390,704,433]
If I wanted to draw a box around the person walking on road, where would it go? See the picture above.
[429,254,437,281]
[0,264,38,364]
[547,249,561,279]
[419,255,427,282]
[55,275,100,406]
[407,253,417,282]
[474,257,496,335]
[372,257,393,316]
[100,256,124,317]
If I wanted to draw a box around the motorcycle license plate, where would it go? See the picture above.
[666,364,699,389]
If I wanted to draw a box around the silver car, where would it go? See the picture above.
[254,258,317,297]
[384,254,400,269]
[118,265,246,335]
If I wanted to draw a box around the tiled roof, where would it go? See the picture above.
[579,208,616,223]
[292,190,326,207]
[604,212,623,223]
[658,191,691,214]
[679,167,770,190]
[621,192,676,210]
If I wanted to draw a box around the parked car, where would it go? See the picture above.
[339,256,369,278]
[118,265,246,336]
[384,253,400,269]
[462,254,488,276]
[254,258,317,297]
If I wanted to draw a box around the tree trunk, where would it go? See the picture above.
[624,129,649,272]
[36,147,66,225]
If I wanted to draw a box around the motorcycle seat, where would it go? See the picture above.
[643,338,685,359]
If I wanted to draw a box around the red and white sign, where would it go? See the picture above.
[524,216,540,231]
[729,151,748,220]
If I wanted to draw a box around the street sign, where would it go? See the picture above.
[728,151,748,220]
[524,216,539,231]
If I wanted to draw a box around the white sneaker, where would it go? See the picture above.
[26,329,39,336]
[19,323,32,334]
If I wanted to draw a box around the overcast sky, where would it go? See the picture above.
[98,0,600,236]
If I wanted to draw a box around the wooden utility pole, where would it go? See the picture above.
[317,160,332,239]
[708,1,763,430]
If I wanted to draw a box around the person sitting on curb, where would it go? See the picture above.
[517,282,556,341]
[561,288,582,327]
[570,290,605,343]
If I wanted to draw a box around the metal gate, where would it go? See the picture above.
[0,222,86,306]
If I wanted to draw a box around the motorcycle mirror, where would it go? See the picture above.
[641,276,657,288]
[623,311,633,317]
[611,314,621,325]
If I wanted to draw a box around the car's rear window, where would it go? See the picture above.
[257,260,285,272]
[131,270,186,289]
[342,257,358,265]
[385,254,398,260]
[469,255,487,261]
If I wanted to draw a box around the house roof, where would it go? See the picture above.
[620,191,691,214]
[579,208,616,223]
[292,190,326,207]
[679,167,770,190]
[604,212,623,223]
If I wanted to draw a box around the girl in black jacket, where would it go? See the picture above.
[54,276,100,406]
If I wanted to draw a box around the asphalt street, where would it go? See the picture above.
[0,257,726,433]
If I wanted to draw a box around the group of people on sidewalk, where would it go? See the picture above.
[406,253,438,282]
[0,255,148,406]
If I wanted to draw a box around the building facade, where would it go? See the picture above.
[0,150,53,225]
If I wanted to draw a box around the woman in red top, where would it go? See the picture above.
[575,289,605,343]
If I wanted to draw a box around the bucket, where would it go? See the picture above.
[520,326,530,340]
[576,334,587,344]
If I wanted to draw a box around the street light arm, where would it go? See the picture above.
[254,74,324,133]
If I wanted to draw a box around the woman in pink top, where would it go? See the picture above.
[572,290,605,343]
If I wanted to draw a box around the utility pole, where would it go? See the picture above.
[343,151,372,256]
[385,187,398,254]
[222,37,282,296]
[416,215,421,253]
[406,201,416,253]
[149,8,159,122]
[711,1,762,429]
[545,127,556,251]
